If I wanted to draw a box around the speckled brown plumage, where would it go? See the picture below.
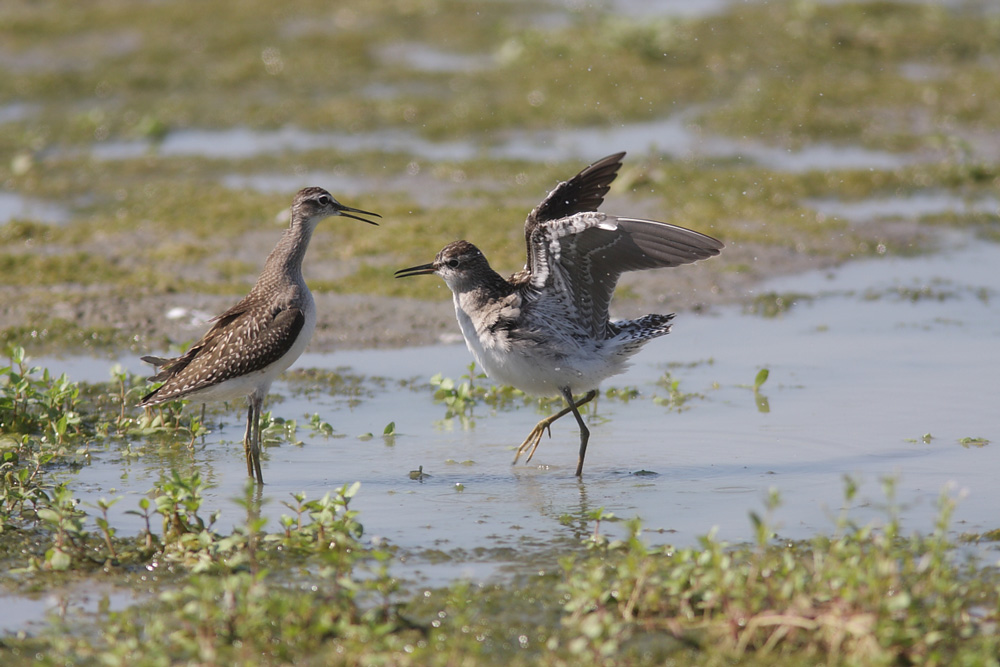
[140,295,306,404]
[139,187,379,483]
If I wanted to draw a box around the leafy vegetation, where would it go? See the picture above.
[2,0,999,663]
[2,350,999,664]
[551,481,1000,665]
[652,371,705,411]
[427,362,658,432]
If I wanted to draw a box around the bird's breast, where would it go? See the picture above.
[451,292,616,396]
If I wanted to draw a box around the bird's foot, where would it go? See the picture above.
[512,420,554,465]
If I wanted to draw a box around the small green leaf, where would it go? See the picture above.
[36,508,61,524]
[47,548,72,571]
[754,368,770,391]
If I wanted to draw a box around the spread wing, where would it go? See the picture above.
[139,297,305,405]
[521,152,626,264]
[525,213,724,337]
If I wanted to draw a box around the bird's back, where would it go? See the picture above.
[139,286,313,406]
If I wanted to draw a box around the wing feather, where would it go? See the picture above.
[525,152,626,226]
[525,213,723,337]
[520,152,626,271]
[140,301,306,405]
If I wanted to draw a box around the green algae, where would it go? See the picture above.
[2,2,1000,662]
[5,0,1000,153]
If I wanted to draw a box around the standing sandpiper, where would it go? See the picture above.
[395,152,722,476]
[139,187,379,483]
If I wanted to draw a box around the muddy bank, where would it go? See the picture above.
[0,221,930,357]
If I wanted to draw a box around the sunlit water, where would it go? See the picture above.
[7,232,998,632]
[0,191,71,225]
[6,0,995,638]
[807,192,1000,220]
[26,231,997,583]
[90,115,917,173]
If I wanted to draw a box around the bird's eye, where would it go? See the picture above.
[316,194,331,207]
[446,258,460,269]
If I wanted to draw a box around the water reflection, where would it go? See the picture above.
[0,191,72,225]
[0,584,144,635]
[376,42,496,73]
[37,233,1000,594]
[807,192,1000,221]
[90,115,918,173]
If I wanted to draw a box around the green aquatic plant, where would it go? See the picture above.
[753,367,771,413]
[153,469,218,543]
[553,477,1000,664]
[4,463,369,576]
[3,466,1000,665]
[1,476,396,665]
[278,484,363,545]
[308,412,336,437]
[409,465,431,482]
[603,385,640,402]
[429,363,645,431]
[753,368,770,392]
[258,410,302,447]
[35,483,88,571]
[653,371,703,411]
[745,292,813,318]
[1,345,82,443]
[283,367,379,406]
[429,362,488,419]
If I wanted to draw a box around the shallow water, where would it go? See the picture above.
[608,0,736,18]
[376,42,497,73]
[8,232,997,634]
[5,0,998,644]
[0,191,71,225]
[0,585,143,635]
[90,114,918,173]
[31,232,998,590]
[807,192,1000,221]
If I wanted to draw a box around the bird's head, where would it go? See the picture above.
[293,187,381,226]
[394,240,490,291]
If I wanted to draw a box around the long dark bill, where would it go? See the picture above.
[336,203,381,225]
[394,262,436,279]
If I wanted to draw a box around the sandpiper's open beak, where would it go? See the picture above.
[335,202,381,225]
[394,261,437,278]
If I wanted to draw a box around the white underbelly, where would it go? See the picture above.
[455,302,626,396]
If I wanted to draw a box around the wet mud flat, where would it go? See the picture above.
[3,1,1000,662]
[32,228,1000,572]
[0,206,940,354]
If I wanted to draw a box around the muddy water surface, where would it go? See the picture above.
[36,231,999,590]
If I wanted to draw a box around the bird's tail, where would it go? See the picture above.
[612,313,674,355]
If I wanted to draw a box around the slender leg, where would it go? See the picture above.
[249,393,265,484]
[560,387,593,478]
[513,389,597,472]
[243,403,254,478]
